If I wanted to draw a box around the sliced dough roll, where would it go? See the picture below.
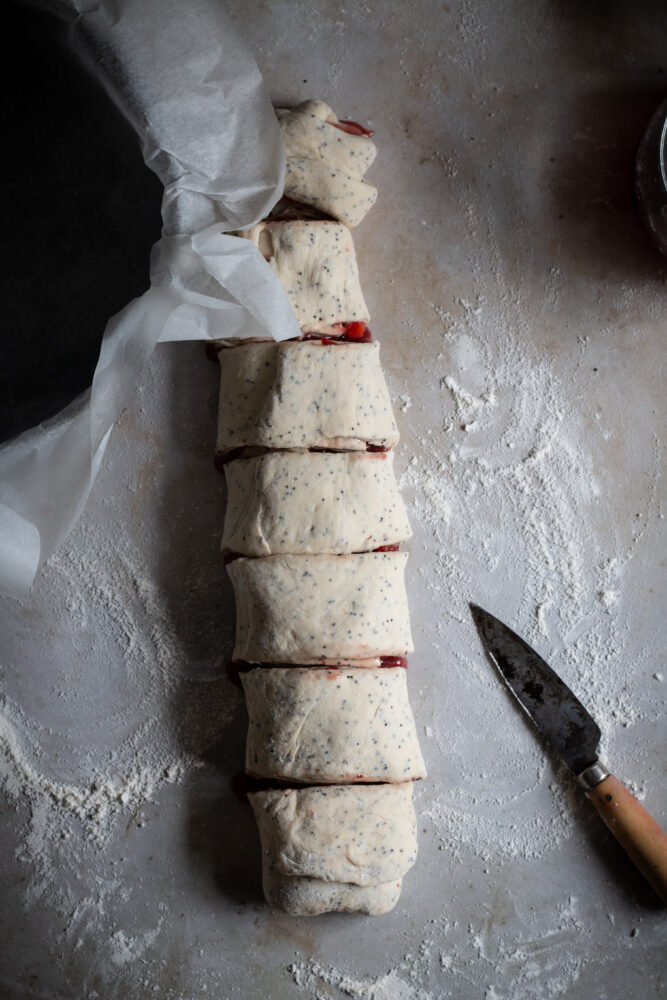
[216,341,398,456]
[237,220,369,332]
[222,451,412,556]
[249,783,416,915]
[228,551,413,666]
[242,668,426,783]
[277,100,377,228]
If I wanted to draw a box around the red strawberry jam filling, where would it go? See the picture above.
[232,658,407,672]
[331,119,375,138]
[343,321,370,341]
[211,323,372,356]
[374,543,400,552]
[304,322,372,343]
[217,439,391,471]
[380,656,408,668]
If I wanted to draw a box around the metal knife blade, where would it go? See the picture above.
[469,603,667,904]
[469,603,601,775]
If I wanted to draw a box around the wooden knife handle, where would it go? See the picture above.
[587,774,667,904]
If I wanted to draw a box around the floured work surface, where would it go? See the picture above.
[0,2,666,998]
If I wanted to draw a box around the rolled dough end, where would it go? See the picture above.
[263,867,402,916]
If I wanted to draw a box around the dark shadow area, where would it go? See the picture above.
[154,343,264,908]
[0,2,163,442]
[545,1,667,283]
[547,88,666,285]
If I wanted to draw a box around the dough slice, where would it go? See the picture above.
[249,783,416,916]
[277,99,377,228]
[242,669,426,783]
[216,341,398,456]
[227,551,413,666]
[222,451,412,556]
[236,220,369,331]
[262,869,401,916]
[248,784,418,883]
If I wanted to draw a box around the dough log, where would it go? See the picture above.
[217,99,425,918]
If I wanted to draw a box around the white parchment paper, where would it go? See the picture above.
[0,0,300,598]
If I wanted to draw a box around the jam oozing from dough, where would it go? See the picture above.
[331,119,375,138]
[210,324,372,356]
[374,543,400,552]
[217,439,392,469]
[303,322,372,343]
[379,656,408,668]
[343,321,370,341]
[233,658,408,670]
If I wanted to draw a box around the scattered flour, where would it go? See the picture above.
[289,958,435,1000]
[391,296,662,869]
[0,520,230,831]
[0,704,192,840]
[0,512,238,984]
[109,920,164,967]
[286,895,592,1000]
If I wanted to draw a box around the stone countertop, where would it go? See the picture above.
[0,2,665,998]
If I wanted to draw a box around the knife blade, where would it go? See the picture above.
[470,603,667,904]
[469,603,601,775]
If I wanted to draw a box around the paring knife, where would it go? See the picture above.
[470,604,667,904]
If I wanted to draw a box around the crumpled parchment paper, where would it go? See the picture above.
[0,0,300,598]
